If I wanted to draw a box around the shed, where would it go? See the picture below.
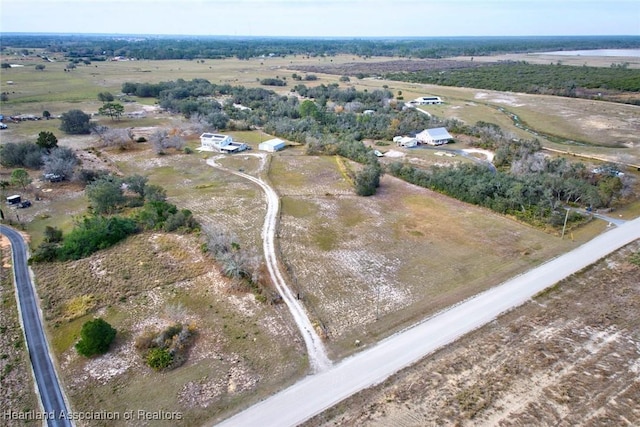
[7,195,21,205]
[394,136,418,148]
[259,138,286,152]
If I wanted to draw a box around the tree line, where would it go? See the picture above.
[385,62,640,104]
[3,35,639,61]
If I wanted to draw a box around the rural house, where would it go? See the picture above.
[198,133,248,153]
[259,138,286,152]
[409,96,443,105]
[416,127,453,145]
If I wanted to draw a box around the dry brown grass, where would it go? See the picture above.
[304,240,640,427]
[32,229,307,427]
[271,154,586,359]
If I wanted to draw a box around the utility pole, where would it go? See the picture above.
[561,208,570,239]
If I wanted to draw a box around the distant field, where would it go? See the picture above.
[2,52,638,165]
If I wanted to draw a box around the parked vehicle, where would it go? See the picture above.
[17,200,32,208]
[44,173,64,182]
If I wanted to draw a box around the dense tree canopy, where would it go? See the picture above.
[85,175,125,214]
[75,318,117,357]
[60,109,92,134]
[4,34,639,61]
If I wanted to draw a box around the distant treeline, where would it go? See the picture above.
[385,62,640,104]
[2,34,639,60]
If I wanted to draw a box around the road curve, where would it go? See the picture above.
[215,217,640,427]
[1,225,73,427]
[206,156,331,373]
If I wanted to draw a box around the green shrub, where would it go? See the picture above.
[58,216,138,260]
[146,348,173,371]
[138,323,196,371]
[29,242,60,263]
[75,318,116,357]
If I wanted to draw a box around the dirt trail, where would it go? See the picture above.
[207,154,332,373]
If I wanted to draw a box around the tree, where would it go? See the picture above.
[355,162,382,196]
[42,110,51,120]
[125,174,148,198]
[10,169,32,190]
[35,64,46,71]
[98,102,124,121]
[0,142,45,169]
[36,131,58,151]
[149,130,184,154]
[75,318,117,357]
[97,91,114,102]
[60,109,92,134]
[92,126,134,149]
[144,184,167,202]
[85,175,125,214]
[43,226,63,243]
[299,100,320,119]
[1,62,10,69]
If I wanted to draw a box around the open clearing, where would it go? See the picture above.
[271,153,595,358]
[305,240,640,427]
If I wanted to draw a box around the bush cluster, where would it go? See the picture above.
[135,323,196,371]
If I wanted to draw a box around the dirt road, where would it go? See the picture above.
[207,155,332,373]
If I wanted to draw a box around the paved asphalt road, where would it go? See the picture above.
[215,217,640,427]
[1,225,72,427]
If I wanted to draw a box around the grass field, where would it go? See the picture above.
[270,154,598,358]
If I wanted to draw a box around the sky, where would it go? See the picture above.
[1,0,639,38]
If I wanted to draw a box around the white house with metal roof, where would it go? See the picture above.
[416,127,453,146]
[198,133,247,153]
[410,96,443,105]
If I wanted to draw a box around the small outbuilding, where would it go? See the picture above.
[6,195,21,205]
[393,136,418,148]
[259,138,286,152]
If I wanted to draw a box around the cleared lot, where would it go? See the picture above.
[304,239,640,426]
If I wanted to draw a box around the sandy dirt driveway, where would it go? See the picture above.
[206,154,331,373]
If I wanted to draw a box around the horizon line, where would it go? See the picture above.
[2,32,640,40]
